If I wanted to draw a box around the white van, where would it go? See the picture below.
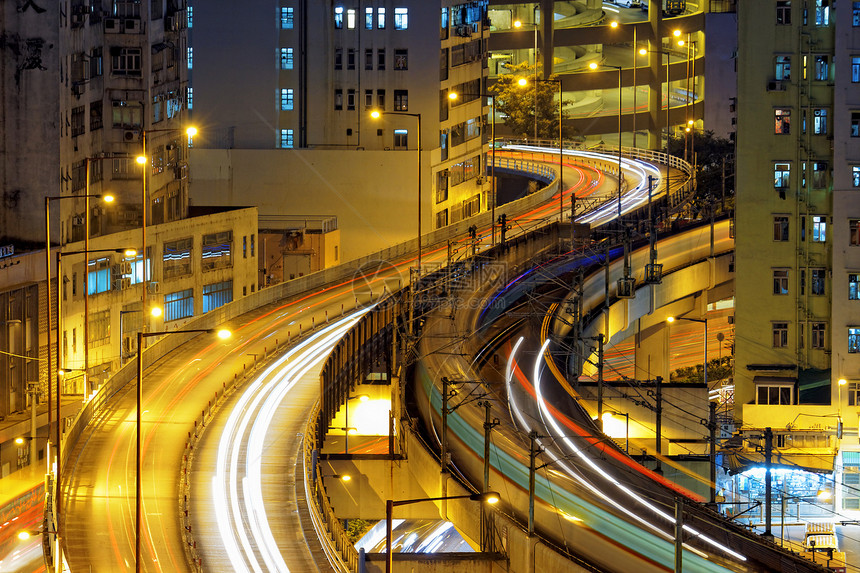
[616,0,641,6]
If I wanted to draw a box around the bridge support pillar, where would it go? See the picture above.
[633,320,670,383]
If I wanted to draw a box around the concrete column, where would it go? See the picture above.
[634,321,670,382]
[648,1,663,150]
[539,0,554,78]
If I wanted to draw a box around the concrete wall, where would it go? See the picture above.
[189,148,428,261]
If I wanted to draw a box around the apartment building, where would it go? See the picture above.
[735,0,860,516]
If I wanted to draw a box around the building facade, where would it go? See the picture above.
[735,0,860,516]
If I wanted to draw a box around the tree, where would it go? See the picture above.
[669,130,735,208]
[490,62,570,140]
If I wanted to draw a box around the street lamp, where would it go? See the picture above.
[136,126,198,335]
[369,110,422,273]
[120,307,163,365]
[589,62,624,219]
[385,491,500,573]
[516,77,565,231]
[640,35,683,183]
[448,91,498,244]
[135,326,230,572]
[513,19,539,139]
[601,410,630,453]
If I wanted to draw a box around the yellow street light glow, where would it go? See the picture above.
[602,412,614,421]
[102,194,115,203]
[217,329,232,340]
[517,78,528,86]
[685,127,691,132]
[677,39,685,47]
[688,120,694,126]
[347,427,358,435]
[588,62,598,70]
[124,249,137,257]
[340,474,352,482]
[666,316,676,323]
[136,155,147,165]
[673,29,682,37]
[817,489,833,502]
[639,47,648,56]
[370,109,382,119]
[150,306,163,318]
[448,92,458,100]
[17,531,31,541]
[610,21,618,28]
[839,378,848,386]
[186,126,198,137]
[513,20,522,28]
[484,492,500,504]
[15,437,25,445]
[357,394,370,402]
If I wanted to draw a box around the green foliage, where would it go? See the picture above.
[669,131,735,206]
[490,62,570,140]
[669,356,732,384]
[345,518,371,544]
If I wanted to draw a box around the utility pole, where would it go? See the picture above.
[675,498,684,573]
[597,334,605,431]
[528,431,541,536]
[481,400,499,552]
[764,427,774,539]
[655,376,663,475]
[441,377,451,473]
[709,402,717,504]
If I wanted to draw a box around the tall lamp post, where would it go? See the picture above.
[385,491,499,573]
[369,110,422,272]
[135,327,231,572]
[640,33,683,187]
[517,77,564,229]
[447,91,497,244]
[513,19,539,140]
[589,62,624,219]
[136,126,197,336]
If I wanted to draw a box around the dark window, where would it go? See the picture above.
[394,90,408,111]
[777,1,792,24]
[394,49,408,70]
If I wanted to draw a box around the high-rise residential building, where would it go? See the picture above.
[736,0,860,512]
[188,1,490,237]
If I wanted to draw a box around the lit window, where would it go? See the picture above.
[280,88,294,111]
[850,220,860,246]
[852,57,860,83]
[813,108,827,135]
[853,166,860,188]
[187,6,193,27]
[394,7,408,29]
[811,268,826,295]
[852,112,860,137]
[850,327,860,353]
[281,6,294,29]
[202,231,233,271]
[777,1,792,24]
[203,280,233,313]
[163,238,193,278]
[854,2,860,25]
[280,129,294,148]
[334,5,343,28]
[850,274,860,300]
[773,216,789,241]
[394,129,408,149]
[87,258,111,295]
[812,161,827,188]
[774,163,791,189]
[347,8,356,29]
[812,215,826,242]
[775,55,791,80]
[774,108,791,134]
[377,7,386,28]
[187,47,193,69]
[394,89,408,111]
[814,54,829,80]
[772,322,789,348]
[280,47,294,70]
[815,0,830,26]
[773,269,789,295]
[165,288,194,321]
[365,7,373,29]
[187,87,193,110]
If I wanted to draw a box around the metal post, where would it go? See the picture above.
[709,402,717,504]
[136,331,143,572]
[43,198,53,470]
[558,80,563,231]
[764,427,773,539]
[55,250,62,524]
[491,95,496,245]
[655,376,663,475]
[141,131,147,336]
[84,159,90,396]
[617,66,623,219]
[385,499,394,573]
[632,25,637,148]
[597,334,605,431]
[416,114,422,273]
[441,377,449,473]
[528,430,539,536]
[674,497,684,573]
[29,383,37,466]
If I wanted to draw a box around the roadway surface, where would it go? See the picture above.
[60,147,638,571]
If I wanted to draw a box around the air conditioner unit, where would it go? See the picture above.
[123,130,138,142]
[121,277,131,289]
[164,15,177,31]
[71,83,85,97]
[120,261,133,275]
[147,282,161,294]
[72,215,84,226]
[766,80,786,92]
[124,19,141,33]
[104,18,120,32]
